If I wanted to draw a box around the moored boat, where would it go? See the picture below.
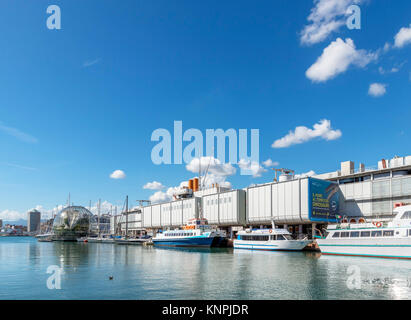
[152,218,223,247]
[234,228,312,251]
[316,203,411,259]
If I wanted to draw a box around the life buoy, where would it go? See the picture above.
[269,229,273,234]
[375,222,382,228]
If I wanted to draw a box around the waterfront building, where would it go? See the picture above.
[111,208,145,237]
[111,154,411,240]
[315,155,411,220]
[27,209,41,233]
[52,206,92,241]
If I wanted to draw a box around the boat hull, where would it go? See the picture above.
[233,240,312,251]
[153,236,215,247]
[316,238,411,259]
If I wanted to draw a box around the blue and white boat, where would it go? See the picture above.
[152,218,222,247]
[234,228,312,251]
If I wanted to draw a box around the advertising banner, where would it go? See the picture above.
[309,178,340,222]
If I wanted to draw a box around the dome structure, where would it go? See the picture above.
[53,206,93,240]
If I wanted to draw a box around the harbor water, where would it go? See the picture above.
[1,237,410,300]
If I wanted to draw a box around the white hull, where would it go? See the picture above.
[317,237,411,259]
[234,239,311,251]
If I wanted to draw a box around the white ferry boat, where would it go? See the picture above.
[152,218,224,247]
[234,228,312,251]
[316,204,411,259]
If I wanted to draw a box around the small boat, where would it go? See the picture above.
[152,218,223,248]
[36,233,54,242]
[234,228,312,251]
[86,236,102,243]
[115,236,151,245]
[316,203,411,259]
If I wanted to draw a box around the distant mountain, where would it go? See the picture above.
[2,218,51,227]
[2,219,27,226]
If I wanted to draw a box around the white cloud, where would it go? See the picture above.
[0,122,38,143]
[300,0,363,45]
[368,83,387,97]
[394,24,411,48]
[148,181,189,204]
[198,174,232,189]
[272,119,342,148]
[186,156,236,177]
[295,170,316,179]
[143,181,165,190]
[83,58,101,67]
[238,159,267,178]
[0,209,25,221]
[149,191,172,204]
[306,38,377,82]
[110,170,126,179]
[262,159,279,168]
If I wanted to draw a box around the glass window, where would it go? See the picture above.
[332,232,340,238]
[340,232,350,238]
[276,235,286,240]
[401,211,411,219]
[350,231,360,238]
[371,230,382,237]
[360,231,371,237]
[383,230,394,237]
[409,229,411,237]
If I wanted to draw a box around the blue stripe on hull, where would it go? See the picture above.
[153,237,214,247]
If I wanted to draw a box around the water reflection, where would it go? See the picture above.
[1,237,411,300]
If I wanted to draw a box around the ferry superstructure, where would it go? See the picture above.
[234,228,312,251]
[316,204,411,259]
[152,218,224,247]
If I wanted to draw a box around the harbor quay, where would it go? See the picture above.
[108,154,411,245]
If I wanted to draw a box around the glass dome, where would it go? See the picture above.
[53,206,93,239]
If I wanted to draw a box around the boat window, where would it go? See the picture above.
[401,211,411,219]
[371,230,382,237]
[409,229,411,237]
[340,232,350,238]
[332,232,340,238]
[383,230,394,237]
[283,234,293,240]
[276,235,286,240]
[242,235,269,241]
[360,231,371,237]
[350,231,360,238]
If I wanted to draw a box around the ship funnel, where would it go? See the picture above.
[193,178,199,192]
[188,179,194,190]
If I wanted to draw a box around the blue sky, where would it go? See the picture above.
[0,0,410,220]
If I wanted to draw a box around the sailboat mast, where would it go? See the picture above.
[98,199,101,237]
[125,196,129,240]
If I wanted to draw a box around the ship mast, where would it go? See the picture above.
[125,195,128,240]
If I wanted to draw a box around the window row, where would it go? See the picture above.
[165,232,195,237]
[163,203,193,211]
[331,229,410,238]
[240,235,290,241]
[206,197,232,206]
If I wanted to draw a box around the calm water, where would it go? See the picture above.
[0,237,410,300]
